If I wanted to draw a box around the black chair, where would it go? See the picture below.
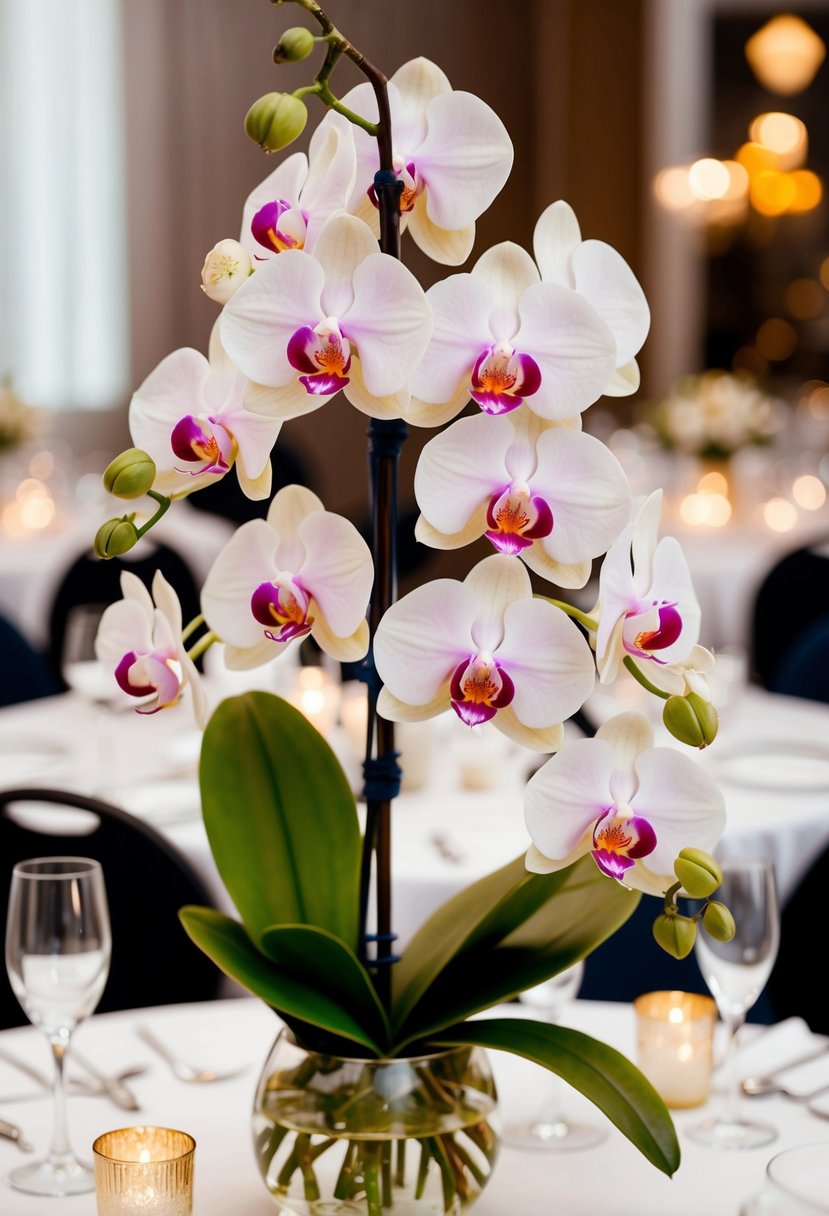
[0,788,222,1030]
[770,613,829,704]
[46,543,202,687]
[0,615,60,708]
[752,540,829,691]
[767,842,829,1034]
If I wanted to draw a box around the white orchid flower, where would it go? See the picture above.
[95,571,207,726]
[200,485,373,668]
[220,213,433,423]
[320,57,513,266]
[414,408,631,588]
[594,491,701,685]
[129,325,282,501]
[533,201,650,396]
[374,554,595,752]
[525,711,725,895]
[640,644,715,699]
[240,122,357,261]
[407,241,616,428]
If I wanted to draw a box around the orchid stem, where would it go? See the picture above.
[542,597,597,632]
[133,490,170,539]
[623,655,670,699]
[187,631,219,663]
[181,614,205,645]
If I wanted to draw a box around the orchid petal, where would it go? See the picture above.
[596,711,653,804]
[514,283,616,419]
[297,511,373,637]
[344,355,410,420]
[464,554,531,653]
[120,570,155,615]
[414,508,488,550]
[415,413,513,534]
[201,519,279,649]
[603,358,641,397]
[243,376,325,422]
[647,538,701,663]
[391,57,451,143]
[303,124,357,248]
[151,570,182,637]
[497,599,595,727]
[472,242,540,341]
[597,618,626,685]
[267,484,324,555]
[129,348,212,468]
[343,254,433,397]
[520,546,591,589]
[411,274,493,404]
[532,428,632,564]
[180,650,209,729]
[95,598,154,667]
[221,251,325,387]
[405,384,471,428]
[406,200,474,266]
[311,613,369,662]
[632,748,726,882]
[374,580,477,704]
[236,458,273,502]
[572,240,650,368]
[525,837,595,874]
[532,200,581,287]
[493,708,564,753]
[525,736,618,860]
[314,214,379,319]
[240,152,308,255]
[377,682,451,724]
[223,637,290,671]
[630,491,663,594]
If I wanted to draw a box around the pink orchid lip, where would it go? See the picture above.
[114,651,154,698]
[251,198,307,254]
[368,159,421,214]
[449,654,515,728]
[114,651,181,714]
[251,578,313,644]
[624,602,683,661]
[591,809,657,880]
[485,486,554,555]
[470,345,542,416]
[287,324,352,396]
[171,415,235,476]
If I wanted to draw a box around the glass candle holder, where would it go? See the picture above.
[634,991,716,1109]
[93,1127,195,1216]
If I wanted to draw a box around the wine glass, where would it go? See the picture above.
[690,858,780,1150]
[5,857,111,1195]
[503,960,607,1151]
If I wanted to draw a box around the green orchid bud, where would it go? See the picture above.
[674,847,723,898]
[244,92,307,153]
[653,911,697,960]
[273,27,315,63]
[94,517,139,560]
[103,448,156,500]
[663,692,719,749]
[703,900,736,943]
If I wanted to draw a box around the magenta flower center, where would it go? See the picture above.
[591,806,657,880]
[251,198,308,254]
[287,318,352,397]
[485,482,554,555]
[449,652,515,727]
[251,575,314,644]
[470,342,542,416]
[623,601,683,664]
[170,415,237,478]
[114,649,183,715]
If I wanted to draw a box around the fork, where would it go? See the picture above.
[136,1025,246,1083]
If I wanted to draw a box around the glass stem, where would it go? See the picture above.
[531,1071,567,1135]
[48,1034,74,1165]
[720,1012,744,1126]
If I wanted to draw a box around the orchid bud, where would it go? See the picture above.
[200,239,253,304]
[103,449,156,500]
[94,517,139,559]
[702,900,736,943]
[674,848,723,899]
[244,92,308,152]
[273,27,315,63]
[653,911,697,960]
[663,692,719,749]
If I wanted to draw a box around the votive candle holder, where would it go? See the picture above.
[634,990,716,1109]
[92,1126,195,1215]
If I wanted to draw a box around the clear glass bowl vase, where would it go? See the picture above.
[252,1028,500,1215]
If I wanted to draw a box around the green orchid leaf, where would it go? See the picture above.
[199,692,361,949]
[179,906,383,1055]
[434,1018,680,1177]
[259,923,390,1052]
[393,856,638,1038]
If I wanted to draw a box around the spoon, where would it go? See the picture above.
[136,1025,246,1083]
[742,1076,829,1101]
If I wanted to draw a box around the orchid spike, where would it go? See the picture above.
[594,491,702,685]
[407,240,616,428]
[414,407,631,587]
[525,711,725,895]
[220,213,433,423]
[533,201,650,396]
[95,571,207,726]
[318,57,513,266]
[374,554,595,752]
[200,485,373,668]
[128,324,282,502]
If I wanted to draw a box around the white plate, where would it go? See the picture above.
[0,731,75,788]
[712,740,829,792]
[117,779,202,827]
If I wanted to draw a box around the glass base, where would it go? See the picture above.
[687,1115,778,1151]
[503,1116,607,1152]
[7,1156,95,1196]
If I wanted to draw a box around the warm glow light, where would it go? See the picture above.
[789,169,822,212]
[763,498,798,531]
[808,385,829,418]
[745,15,826,96]
[15,478,48,502]
[698,470,728,496]
[732,346,768,377]
[654,165,696,211]
[756,318,797,361]
[289,666,339,735]
[749,112,807,168]
[679,493,731,528]
[736,141,780,174]
[689,158,730,201]
[722,160,750,200]
[668,1006,685,1025]
[820,257,829,292]
[750,169,797,216]
[786,278,823,319]
[793,475,826,510]
[29,450,54,479]
[19,497,55,529]
[1,502,28,537]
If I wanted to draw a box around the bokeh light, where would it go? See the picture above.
[763,498,798,532]
[689,158,731,201]
[786,278,824,319]
[745,15,826,96]
[792,475,826,510]
[749,112,807,169]
[755,318,797,361]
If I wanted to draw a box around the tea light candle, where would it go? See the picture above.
[634,991,716,1109]
[288,666,340,736]
[93,1127,195,1216]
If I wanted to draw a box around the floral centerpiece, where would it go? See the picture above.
[646,369,784,460]
[91,2,733,1211]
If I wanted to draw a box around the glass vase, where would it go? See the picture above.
[252,1029,499,1215]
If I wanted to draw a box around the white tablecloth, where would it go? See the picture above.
[1,997,825,1216]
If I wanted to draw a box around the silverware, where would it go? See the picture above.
[742,1043,829,1097]
[136,1025,245,1083]
[743,1076,829,1101]
[430,832,465,865]
[0,1117,34,1153]
[70,1050,141,1111]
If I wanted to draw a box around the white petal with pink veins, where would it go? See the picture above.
[311,614,369,663]
[595,525,636,663]
[297,511,373,638]
[572,239,650,368]
[472,242,539,341]
[493,708,564,753]
[267,485,324,569]
[521,547,590,590]
[647,537,701,663]
[514,283,616,419]
[405,382,472,429]
[224,637,288,671]
[374,580,477,704]
[377,682,452,724]
[597,711,653,804]
[525,737,618,859]
[344,254,432,396]
[221,251,325,388]
[407,200,475,266]
[415,413,513,534]
[344,356,411,421]
[240,152,308,256]
[303,124,357,248]
[201,519,280,649]
[414,508,489,551]
[95,597,153,667]
[416,90,513,231]
[315,214,379,319]
[632,748,726,883]
[129,348,211,467]
[532,200,581,287]
[464,555,531,653]
[497,598,595,727]
[411,274,493,404]
[391,57,451,144]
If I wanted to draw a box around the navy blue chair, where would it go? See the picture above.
[0,616,60,708]
[770,613,829,704]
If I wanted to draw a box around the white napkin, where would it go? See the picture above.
[0,1045,49,1103]
[738,1018,829,1096]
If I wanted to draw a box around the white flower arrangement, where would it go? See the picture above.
[648,369,784,460]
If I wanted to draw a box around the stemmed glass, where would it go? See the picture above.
[503,960,607,1151]
[5,857,111,1195]
[690,858,780,1150]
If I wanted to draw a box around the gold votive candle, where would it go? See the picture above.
[93,1126,195,1215]
[634,991,716,1109]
